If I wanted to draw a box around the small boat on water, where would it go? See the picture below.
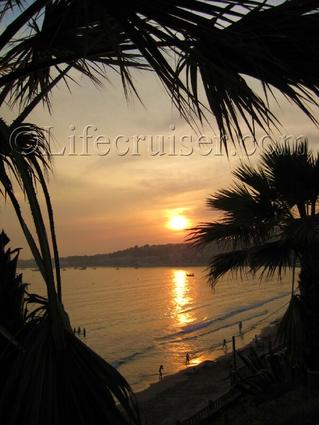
[186,273,194,277]
[80,266,87,270]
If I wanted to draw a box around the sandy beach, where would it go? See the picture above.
[137,321,279,425]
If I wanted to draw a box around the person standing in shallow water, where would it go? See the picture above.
[185,352,190,366]
[159,365,164,380]
[238,321,243,335]
[223,339,227,351]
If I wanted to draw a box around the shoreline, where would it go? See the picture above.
[134,309,281,393]
[136,320,279,425]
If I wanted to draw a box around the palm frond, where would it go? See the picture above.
[1,1,319,142]
[0,120,63,305]
[188,220,254,249]
[132,0,319,140]
[0,123,58,291]
[208,184,257,213]
[190,139,319,273]
[233,164,272,198]
[191,182,279,247]
[207,248,250,286]
[0,158,46,279]
[0,318,141,425]
[261,140,318,215]
[0,0,25,20]
[250,239,294,279]
[205,237,294,286]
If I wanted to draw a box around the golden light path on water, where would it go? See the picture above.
[172,270,195,326]
[171,270,208,366]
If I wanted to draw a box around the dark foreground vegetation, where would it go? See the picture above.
[211,387,319,425]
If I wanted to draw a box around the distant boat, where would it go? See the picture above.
[186,273,194,277]
[80,266,87,270]
[31,268,39,272]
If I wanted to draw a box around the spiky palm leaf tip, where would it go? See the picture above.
[1,1,319,142]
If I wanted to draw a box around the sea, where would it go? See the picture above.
[22,266,292,392]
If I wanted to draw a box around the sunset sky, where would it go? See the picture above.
[2,68,319,258]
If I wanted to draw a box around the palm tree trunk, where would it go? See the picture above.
[299,247,319,370]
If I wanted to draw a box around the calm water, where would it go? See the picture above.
[22,267,292,391]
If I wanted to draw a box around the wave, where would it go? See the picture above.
[111,345,154,369]
[180,309,268,342]
[158,291,289,341]
[179,303,211,315]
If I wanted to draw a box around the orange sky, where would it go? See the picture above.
[2,70,319,258]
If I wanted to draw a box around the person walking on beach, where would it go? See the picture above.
[83,328,86,338]
[159,365,164,381]
[185,352,190,366]
[222,339,227,351]
[238,321,243,335]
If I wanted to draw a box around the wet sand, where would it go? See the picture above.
[137,321,279,425]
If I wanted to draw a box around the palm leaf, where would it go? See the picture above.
[188,220,254,249]
[0,318,141,425]
[250,239,295,279]
[189,179,280,249]
[261,140,317,215]
[204,238,294,285]
[1,1,319,142]
[0,120,63,304]
[206,248,250,286]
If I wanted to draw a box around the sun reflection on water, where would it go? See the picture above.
[172,270,195,326]
[189,354,206,366]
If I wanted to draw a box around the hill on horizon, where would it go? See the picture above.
[18,242,218,269]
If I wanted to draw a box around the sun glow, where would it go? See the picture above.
[168,214,190,231]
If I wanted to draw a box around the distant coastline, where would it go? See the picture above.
[18,242,219,269]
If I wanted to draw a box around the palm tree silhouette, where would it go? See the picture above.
[1,1,319,139]
[190,140,319,369]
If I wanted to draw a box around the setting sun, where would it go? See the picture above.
[168,215,190,231]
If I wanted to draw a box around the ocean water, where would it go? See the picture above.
[22,266,292,392]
